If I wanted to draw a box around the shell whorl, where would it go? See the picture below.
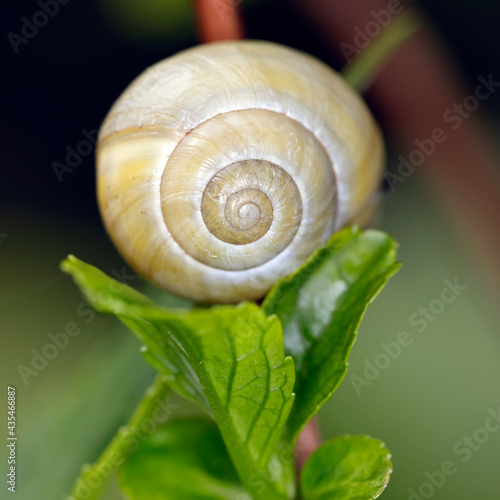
[97,41,384,303]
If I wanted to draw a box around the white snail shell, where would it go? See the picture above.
[97,41,383,303]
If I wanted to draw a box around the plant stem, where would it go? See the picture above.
[69,374,171,500]
[342,10,424,92]
[193,0,246,43]
[295,418,321,474]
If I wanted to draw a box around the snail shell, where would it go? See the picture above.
[97,41,383,303]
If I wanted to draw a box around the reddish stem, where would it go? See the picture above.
[193,0,246,43]
[295,418,322,473]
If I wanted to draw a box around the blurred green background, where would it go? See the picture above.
[2,0,499,499]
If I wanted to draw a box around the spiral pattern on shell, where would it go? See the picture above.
[97,41,384,303]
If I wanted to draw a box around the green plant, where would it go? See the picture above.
[62,227,399,500]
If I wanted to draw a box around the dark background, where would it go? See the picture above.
[1,1,499,499]
[2,0,500,224]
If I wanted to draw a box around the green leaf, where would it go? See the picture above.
[62,256,295,500]
[120,418,246,500]
[124,306,295,499]
[263,228,400,438]
[60,255,175,318]
[61,255,211,413]
[301,436,392,500]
